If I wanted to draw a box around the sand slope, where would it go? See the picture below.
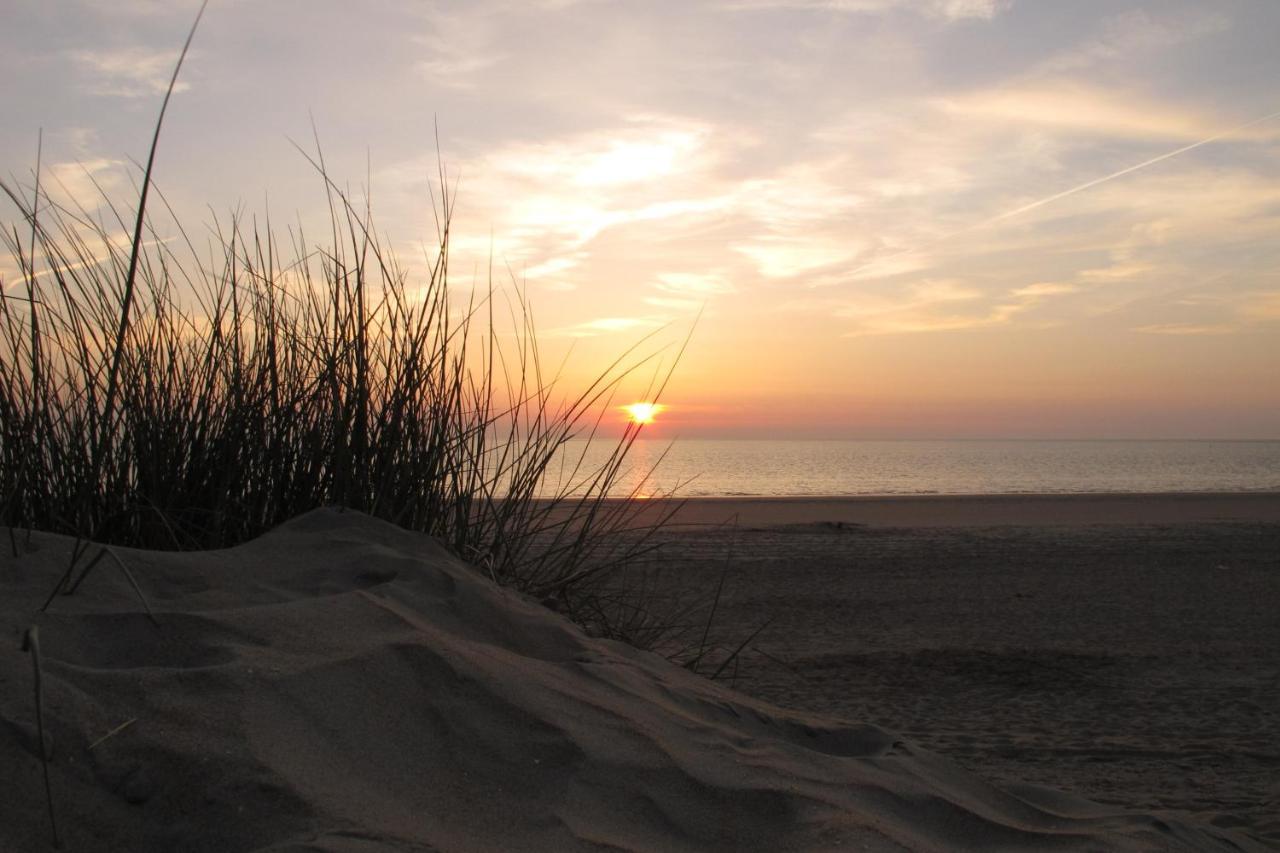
[0,509,1264,851]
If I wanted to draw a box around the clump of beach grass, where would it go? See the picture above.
[0,153,691,642]
[10,131,712,664]
[0,4,749,659]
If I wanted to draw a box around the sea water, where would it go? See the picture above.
[537,439,1280,498]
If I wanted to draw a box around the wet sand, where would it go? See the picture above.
[642,493,1280,845]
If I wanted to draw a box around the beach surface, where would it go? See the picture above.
[637,492,1280,846]
[3,505,1270,851]
[648,490,1280,528]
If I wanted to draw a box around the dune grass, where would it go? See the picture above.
[0,136,713,653]
[0,4,756,667]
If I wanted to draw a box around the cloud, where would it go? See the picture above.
[413,9,503,89]
[833,274,1093,336]
[73,0,193,15]
[377,28,1280,344]
[840,252,933,283]
[70,48,190,98]
[645,271,735,311]
[545,315,667,337]
[417,53,502,87]
[842,303,1025,336]
[521,255,583,282]
[1,229,175,290]
[936,85,1234,141]
[835,279,1002,335]
[652,271,735,296]
[1011,282,1077,298]
[1039,8,1231,75]
[485,126,710,190]
[1120,282,1280,337]
[1241,291,1280,322]
[726,160,870,278]
[645,296,703,311]
[1078,262,1156,283]
[719,0,1012,21]
[798,96,1280,307]
[733,235,862,278]
[381,115,731,290]
[1133,323,1235,336]
[46,158,128,208]
[736,164,866,228]
[931,0,1011,20]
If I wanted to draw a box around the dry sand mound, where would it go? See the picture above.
[1,509,1264,851]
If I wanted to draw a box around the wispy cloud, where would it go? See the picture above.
[545,315,667,337]
[1134,323,1234,336]
[413,9,503,89]
[1138,288,1280,333]
[489,127,711,189]
[1038,8,1231,75]
[645,271,735,311]
[417,82,1280,344]
[383,115,730,290]
[1241,291,1280,322]
[804,102,1280,297]
[70,48,190,98]
[652,271,735,297]
[734,235,862,279]
[936,85,1232,141]
[834,279,987,336]
[364,2,1280,353]
[73,0,191,15]
[719,0,1012,21]
[1012,282,1077,298]
[45,158,128,208]
[521,255,584,283]
[834,274,1092,337]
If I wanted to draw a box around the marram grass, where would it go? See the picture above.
[0,160,718,656]
[0,2,751,667]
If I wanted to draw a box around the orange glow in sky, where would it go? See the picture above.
[623,402,664,425]
[9,3,1280,439]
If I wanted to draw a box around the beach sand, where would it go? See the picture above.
[650,490,1280,528]
[638,493,1280,846]
[2,501,1274,851]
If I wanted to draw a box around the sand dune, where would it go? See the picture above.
[1,509,1265,851]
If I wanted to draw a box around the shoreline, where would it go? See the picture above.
[617,490,1280,528]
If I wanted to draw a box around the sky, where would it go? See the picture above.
[2,0,1279,439]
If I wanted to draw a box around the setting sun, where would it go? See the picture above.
[623,401,664,425]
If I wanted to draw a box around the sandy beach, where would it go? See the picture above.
[640,492,1280,845]
[2,496,1275,850]
[648,490,1280,528]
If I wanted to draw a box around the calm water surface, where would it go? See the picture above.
[540,439,1280,497]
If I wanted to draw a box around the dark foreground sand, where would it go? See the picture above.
[1,499,1274,851]
[639,493,1280,847]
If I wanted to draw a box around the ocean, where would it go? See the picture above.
[539,439,1280,498]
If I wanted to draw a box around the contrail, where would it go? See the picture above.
[834,106,1280,283]
[975,107,1280,229]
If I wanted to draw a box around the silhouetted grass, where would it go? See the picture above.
[0,2,747,659]
[0,145,701,647]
